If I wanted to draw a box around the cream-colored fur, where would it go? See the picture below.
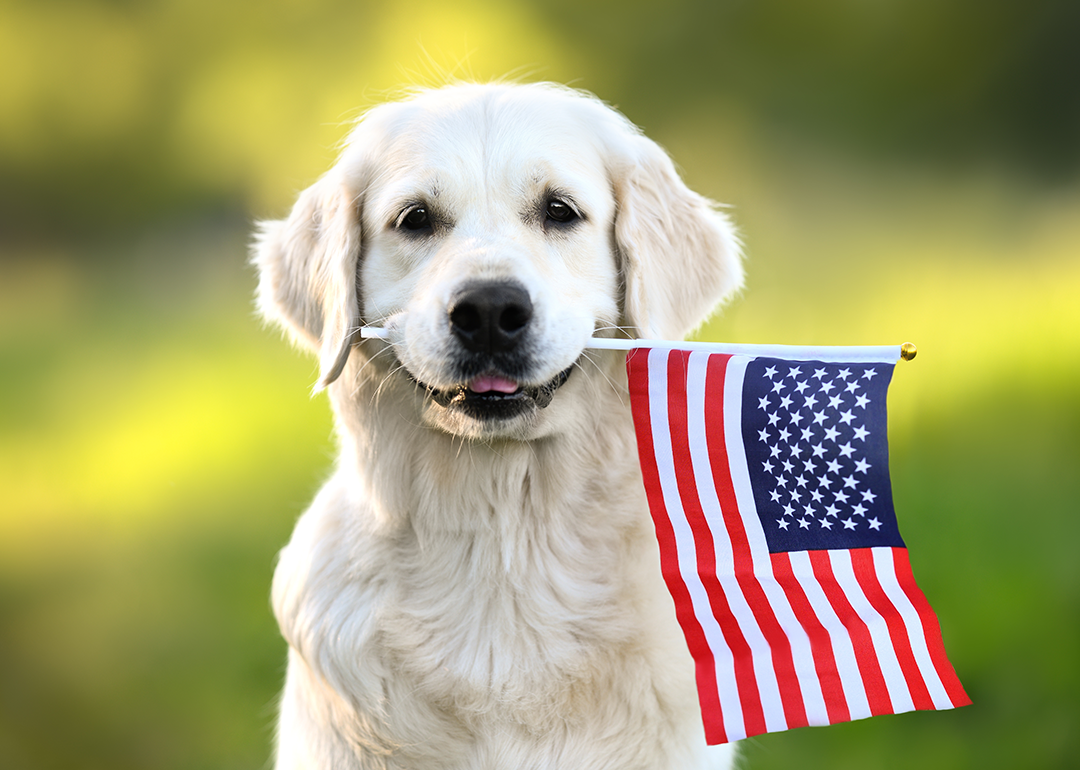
[254,82,743,770]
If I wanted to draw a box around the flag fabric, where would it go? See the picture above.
[625,346,969,745]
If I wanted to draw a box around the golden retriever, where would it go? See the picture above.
[253,82,743,769]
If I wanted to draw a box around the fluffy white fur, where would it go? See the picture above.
[253,82,743,770]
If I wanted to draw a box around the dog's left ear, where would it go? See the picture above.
[252,172,362,391]
[612,134,743,341]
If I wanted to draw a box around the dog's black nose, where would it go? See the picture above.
[448,281,533,354]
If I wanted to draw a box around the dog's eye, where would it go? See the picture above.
[400,206,432,232]
[544,199,578,225]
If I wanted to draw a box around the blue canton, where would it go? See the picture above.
[741,358,905,554]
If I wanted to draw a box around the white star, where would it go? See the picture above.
[817,474,833,489]
[828,394,844,409]
[826,458,841,474]
[820,518,834,529]
[772,379,786,394]
[852,425,869,441]
[862,368,878,380]
[823,426,840,442]
[762,459,775,474]
[770,444,782,458]
[843,474,858,489]
[787,366,803,379]
[861,489,877,503]
[782,459,794,474]
[854,458,871,473]
[804,393,819,409]
[758,427,770,442]
[794,380,809,394]
[812,443,826,458]
[758,395,771,410]
[804,504,816,517]
[770,489,782,503]
[783,503,795,517]
[842,517,857,530]
[777,518,790,530]
[813,368,828,380]
[798,517,811,529]
[777,475,789,488]
[778,427,791,443]
[810,488,824,503]
[764,365,778,378]
[824,503,840,517]
[838,410,855,425]
[796,474,809,488]
[779,395,793,410]
[812,411,828,425]
[768,412,781,426]
[790,488,803,503]
[801,427,813,442]
[789,411,805,426]
[834,489,850,503]
[820,380,836,394]
[790,443,805,458]
[838,442,855,458]
[852,503,867,516]
[854,393,870,409]
[837,367,852,379]
[868,517,882,530]
[845,380,861,394]
[803,458,817,473]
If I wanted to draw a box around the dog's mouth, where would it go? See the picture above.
[415,366,573,421]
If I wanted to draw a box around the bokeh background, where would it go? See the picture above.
[1,1,1078,768]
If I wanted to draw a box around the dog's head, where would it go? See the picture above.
[254,83,742,440]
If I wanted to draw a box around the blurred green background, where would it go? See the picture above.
[1,1,1077,768]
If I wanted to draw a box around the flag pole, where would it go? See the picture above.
[357,327,915,364]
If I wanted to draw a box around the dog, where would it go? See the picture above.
[253,82,743,769]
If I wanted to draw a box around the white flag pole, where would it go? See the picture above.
[357,327,913,364]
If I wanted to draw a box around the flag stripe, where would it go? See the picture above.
[829,550,914,714]
[627,350,729,743]
[890,549,972,707]
[851,549,935,710]
[787,550,873,721]
[770,551,851,725]
[871,548,955,709]
[809,550,893,716]
[695,352,808,733]
[664,350,762,740]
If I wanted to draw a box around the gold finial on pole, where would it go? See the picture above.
[900,342,918,361]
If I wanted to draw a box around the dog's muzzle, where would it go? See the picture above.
[411,279,575,421]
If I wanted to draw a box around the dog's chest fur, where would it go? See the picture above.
[271,383,708,768]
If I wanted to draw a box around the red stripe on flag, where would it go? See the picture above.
[665,351,765,739]
[771,552,851,725]
[890,549,972,707]
[850,549,935,710]
[626,350,728,744]
[701,354,809,732]
[808,550,893,716]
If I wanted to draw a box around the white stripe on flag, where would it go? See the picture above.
[787,550,873,721]
[721,355,772,568]
[685,352,788,734]
[872,547,954,709]
[645,348,747,741]
[829,550,915,714]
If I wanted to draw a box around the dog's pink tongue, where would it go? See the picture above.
[468,374,519,394]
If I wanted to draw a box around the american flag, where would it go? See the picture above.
[625,346,969,745]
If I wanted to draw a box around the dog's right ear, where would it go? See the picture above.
[253,173,362,391]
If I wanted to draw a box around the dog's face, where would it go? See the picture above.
[254,83,742,440]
